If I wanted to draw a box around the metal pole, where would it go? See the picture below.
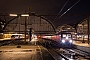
[29,28,32,41]
[88,16,90,44]
[17,16,21,48]
[25,16,27,43]
[82,24,85,43]
[75,28,78,41]
[18,16,20,39]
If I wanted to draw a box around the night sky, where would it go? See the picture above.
[0,0,90,28]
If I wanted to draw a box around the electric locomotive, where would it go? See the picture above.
[42,31,73,48]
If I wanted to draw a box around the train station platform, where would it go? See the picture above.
[0,40,55,60]
[0,39,89,59]
[73,41,90,53]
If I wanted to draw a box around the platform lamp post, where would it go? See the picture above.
[21,14,29,44]
[9,14,21,48]
[9,13,29,47]
[17,16,21,48]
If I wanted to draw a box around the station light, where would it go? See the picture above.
[21,14,29,16]
[9,14,18,16]
[9,14,29,16]
[0,33,3,34]
[75,33,77,35]
[78,24,82,26]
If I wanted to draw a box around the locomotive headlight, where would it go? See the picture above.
[62,40,65,43]
[69,40,72,43]
[66,37,68,39]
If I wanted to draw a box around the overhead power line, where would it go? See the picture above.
[58,0,81,19]
[54,0,69,20]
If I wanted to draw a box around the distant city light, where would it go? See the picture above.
[75,33,77,35]
[12,33,23,35]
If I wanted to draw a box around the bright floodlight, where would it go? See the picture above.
[69,40,72,43]
[62,40,65,43]
[9,14,18,16]
[21,14,29,16]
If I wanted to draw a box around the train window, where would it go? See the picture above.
[67,34,71,37]
[63,34,66,37]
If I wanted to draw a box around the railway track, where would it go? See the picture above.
[38,40,70,60]
[59,48,90,60]
[0,38,28,46]
[2,39,89,60]
[0,40,12,46]
[39,39,90,60]
[47,46,90,60]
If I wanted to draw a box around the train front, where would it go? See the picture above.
[60,33,73,48]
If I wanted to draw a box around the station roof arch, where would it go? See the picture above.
[3,12,56,35]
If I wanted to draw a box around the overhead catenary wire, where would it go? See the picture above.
[58,0,81,19]
[54,0,69,20]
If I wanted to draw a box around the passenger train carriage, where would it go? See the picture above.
[42,31,73,48]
